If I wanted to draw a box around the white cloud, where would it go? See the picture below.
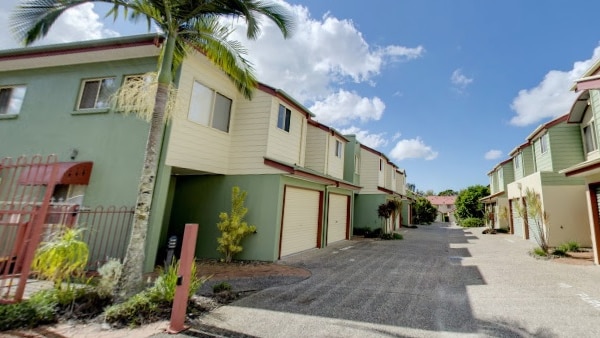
[484,149,503,160]
[224,2,424,104]
[390,137,438,161]
[451,68,473,89]
[510,45,600,127]
[309,90,385,126]
[2,1,119,49]
[339,126,388,149]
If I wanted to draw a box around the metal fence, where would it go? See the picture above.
[45,204,134,270]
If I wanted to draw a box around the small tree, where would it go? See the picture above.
[515,188,549,254]
[412,197,437,224]
[455,185,489,221]
[32,227,89,291]
[377,203,393,234]
[217,186,257,263]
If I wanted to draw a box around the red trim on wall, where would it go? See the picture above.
[264,158,294,174]
[257,83,312,119]
[317,191,324,248]
[564,161,600,177]
[0,38,160,61]
[345,195,351,239]
[277,186,288,259]
[588,184,600,264]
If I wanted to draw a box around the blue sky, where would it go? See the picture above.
[2,1,600,193]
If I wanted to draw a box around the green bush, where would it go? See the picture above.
[105,259,209,327]
[380,233,393,240]
[392,233,403,240]
[532,247,547,257]
[557,241,580,253]
[552,248,567,256]
[496,227,510,234]
[212,282,232,293]
[0,290,58,331]
[353,227,371,236]
[459,218,484,228]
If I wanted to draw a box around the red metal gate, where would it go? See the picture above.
[0,155,60,304]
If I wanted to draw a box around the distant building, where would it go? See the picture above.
[426,196,457,223]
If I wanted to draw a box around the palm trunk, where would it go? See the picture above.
[117,34,176,299]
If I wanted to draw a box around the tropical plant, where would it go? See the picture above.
[217,186,257,263]
[11,0,293,297]
[514,187,549,254]
[31,227,89,291]
[96,258,124,297]
[377,202,393,234]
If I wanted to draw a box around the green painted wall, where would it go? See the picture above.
[501,162,515,190]
[533,136,552,172]
[343,135,361,185]
[522,146,535,177]
[168,174,282,262]
[354,193,387,231]
[401,200,411,226]
[0,57,157,207]
[548,124,584,171]
[540,172,585,186]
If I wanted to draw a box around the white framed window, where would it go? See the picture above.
[188,81,232,132]
[354,155,360,174]
[277,104,291,132]
[77,77,116,110]
[0,85,27,115]
[379,159,383,171]
[335,140,342,158]
[514,153,521,169]
[540,134,548,154]
[583,122,598,153]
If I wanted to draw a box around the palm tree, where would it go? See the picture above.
[11,0,293,296]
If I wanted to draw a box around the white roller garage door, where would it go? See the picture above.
[327,194,349,244]
[280,186,321,257]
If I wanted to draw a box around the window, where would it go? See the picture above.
[514,153,521,169]
[354,155,360,174]
[379,159,383,171]
[539,134,548,154]
[77,77,116,110]
[188,81,232,132]
[335,140,342,158]
[583,122,598,153]
[0,85,26,115]
[277,104,291,132]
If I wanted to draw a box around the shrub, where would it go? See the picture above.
[558,241,580,253]
[0,290,58,331]
[217,187,257,263]
[32,227,89,291]
[353,227,371,236]
[212,282,232,293]
[96,258,123,297]
[552,248,567,256]
[393,233,403,240]
[460,218,484,228]
[496,227,509,234]
[105,259,209,327]
[532,247,547,257]
[364,228,382,238]
[380,233,393,240]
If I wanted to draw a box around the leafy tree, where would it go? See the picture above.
[11,0,293,296]
[217,186,257,263]
[455,185,489,221]
[412,197,437,224]
[438,189,457,196]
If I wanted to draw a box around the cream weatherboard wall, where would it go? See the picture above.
[541,185,591,246]
[228,91,280,175]
[304,124,328,173]
[166,51,238,174]
[266,101,306,167]
[359,148,381,194]
[327,135,345,179]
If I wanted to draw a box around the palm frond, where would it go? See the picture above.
[182,17,258,99]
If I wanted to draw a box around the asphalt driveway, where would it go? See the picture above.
[166,223,600,337]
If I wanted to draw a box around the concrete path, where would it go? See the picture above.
[165,223,600,337]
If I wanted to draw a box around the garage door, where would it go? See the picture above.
[511,199,524,239]
[327,194,349,244]
[280,187,321,257]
